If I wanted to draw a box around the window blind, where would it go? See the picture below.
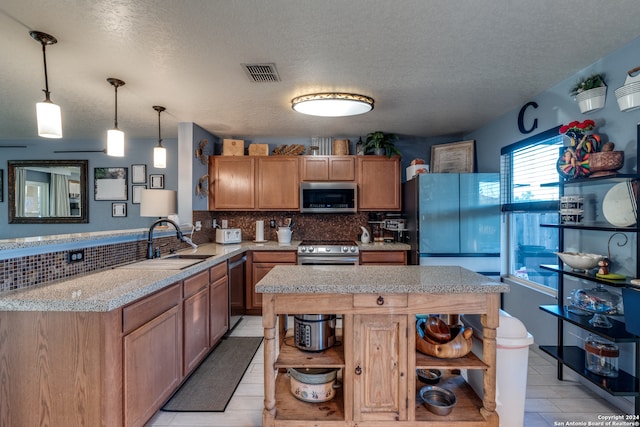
[501,127,562,212]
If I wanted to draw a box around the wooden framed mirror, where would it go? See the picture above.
[8,160,89,224]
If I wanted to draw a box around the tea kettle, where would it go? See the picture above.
[360,226,370,244]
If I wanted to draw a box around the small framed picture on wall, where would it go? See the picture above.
[131,164,147,184]
[132,185,146,204]
[150,174,165,189]
[112,202,127,217]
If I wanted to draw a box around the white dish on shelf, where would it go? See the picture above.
[602,181,637,227]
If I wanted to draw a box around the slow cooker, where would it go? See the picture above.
[294,314,336,352]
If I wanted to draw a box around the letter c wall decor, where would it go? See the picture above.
[517,101,538,134]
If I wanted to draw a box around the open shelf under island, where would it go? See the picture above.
[256,265,509,427]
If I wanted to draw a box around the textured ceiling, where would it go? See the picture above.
[1,0,640,141]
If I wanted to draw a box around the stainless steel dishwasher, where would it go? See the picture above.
[228,253,246,331]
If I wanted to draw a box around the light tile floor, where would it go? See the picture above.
[147,316,631,427]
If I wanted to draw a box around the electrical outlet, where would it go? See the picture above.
[195,221,202,231]
[68,249,85,263]
[270,219,276,228]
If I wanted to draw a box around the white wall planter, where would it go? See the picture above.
[575,86,607,114]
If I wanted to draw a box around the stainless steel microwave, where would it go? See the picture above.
[300,182,357,213]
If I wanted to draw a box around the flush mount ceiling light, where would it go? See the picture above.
[106,78,125,157]
[30,31,62,138]
[291,92,374,117]
[153,106,167,168]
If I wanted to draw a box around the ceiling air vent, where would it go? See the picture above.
[242,63,280,82]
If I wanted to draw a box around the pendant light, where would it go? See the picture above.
[153,106,167,168]
[30,31,62,138]
[291,92,374,117]
[106,78,125,157]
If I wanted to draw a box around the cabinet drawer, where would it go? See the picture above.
[123,283,181,334]
[353,294,408,308]
[360,251,407,264]
[210,261,228,282]
[252,251,297,263]
[184,270,209,298]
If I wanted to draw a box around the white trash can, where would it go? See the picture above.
[461,310,534,427]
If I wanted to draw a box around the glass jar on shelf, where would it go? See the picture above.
[584,334,619,377]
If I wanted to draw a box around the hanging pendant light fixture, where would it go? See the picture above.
[106,78,125,157]
[291,92,374,117]
[30,31,62,138]
[153,106,167,168]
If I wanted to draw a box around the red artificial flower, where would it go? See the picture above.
[568,121,579,128]
[559,125,569,134]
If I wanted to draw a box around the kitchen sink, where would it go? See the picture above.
[164,253,211,259]
[117,257,206,270]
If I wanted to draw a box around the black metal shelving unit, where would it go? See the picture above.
[539,125,640,415]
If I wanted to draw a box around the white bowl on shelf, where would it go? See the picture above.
[554,252,605,272]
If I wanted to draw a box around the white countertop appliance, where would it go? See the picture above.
[215,228,242,244]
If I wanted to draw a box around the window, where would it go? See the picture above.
[501,127,562,290]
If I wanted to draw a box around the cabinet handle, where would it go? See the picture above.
[377,296,384,305]
[355,364,362,375]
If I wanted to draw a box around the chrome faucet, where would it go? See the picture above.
[147,218,198,259]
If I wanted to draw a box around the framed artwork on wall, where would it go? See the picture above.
[150,174,165,189]
[131,164,147,184]
[132,185,146,204]
[430,140,476,173]
[112,202,127,217]
[94,167,128,200]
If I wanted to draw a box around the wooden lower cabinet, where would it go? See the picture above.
[183,277,210,375]
[124,305,182,427]
[246,250,297,315]
[360,250,407,265]
[353,314,408,422]
[210,275,230,345]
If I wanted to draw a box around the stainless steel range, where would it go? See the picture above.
[297,240,359,265]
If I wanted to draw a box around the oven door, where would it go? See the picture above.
[298,254,359,265]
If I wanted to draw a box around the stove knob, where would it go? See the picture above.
[325,247,332,252]
[342,246,348,253]
[308,246,314,252]
[350,246,357,252]
[300,247,306,253]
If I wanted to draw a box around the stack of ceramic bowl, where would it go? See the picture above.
[615,68,640,112]
[559,196,583,223]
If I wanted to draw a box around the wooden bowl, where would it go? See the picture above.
[423,316,451,343]
[589,151,624,177]
[416,327,473,358]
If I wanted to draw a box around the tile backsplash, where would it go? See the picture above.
[1,210,398,293]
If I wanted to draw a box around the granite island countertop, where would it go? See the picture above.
[256,265,509,294]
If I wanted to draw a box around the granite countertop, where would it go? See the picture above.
[0,241,410,312]
[256,265,509,294]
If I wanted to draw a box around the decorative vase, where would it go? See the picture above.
[575,86,607,114]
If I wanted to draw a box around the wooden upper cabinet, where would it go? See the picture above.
[357,156,401,211]
[257,157,299,210]
[301,156,356,181]
[209,156,255,210]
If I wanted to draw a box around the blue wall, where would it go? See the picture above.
[466,36,640,171]
[0,136,178,238]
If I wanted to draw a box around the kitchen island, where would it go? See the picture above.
[256,265,509,427]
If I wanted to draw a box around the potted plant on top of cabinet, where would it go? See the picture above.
[570,73,607,114]
[364,131,401,158]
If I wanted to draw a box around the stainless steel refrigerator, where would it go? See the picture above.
[402,173,501,276]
